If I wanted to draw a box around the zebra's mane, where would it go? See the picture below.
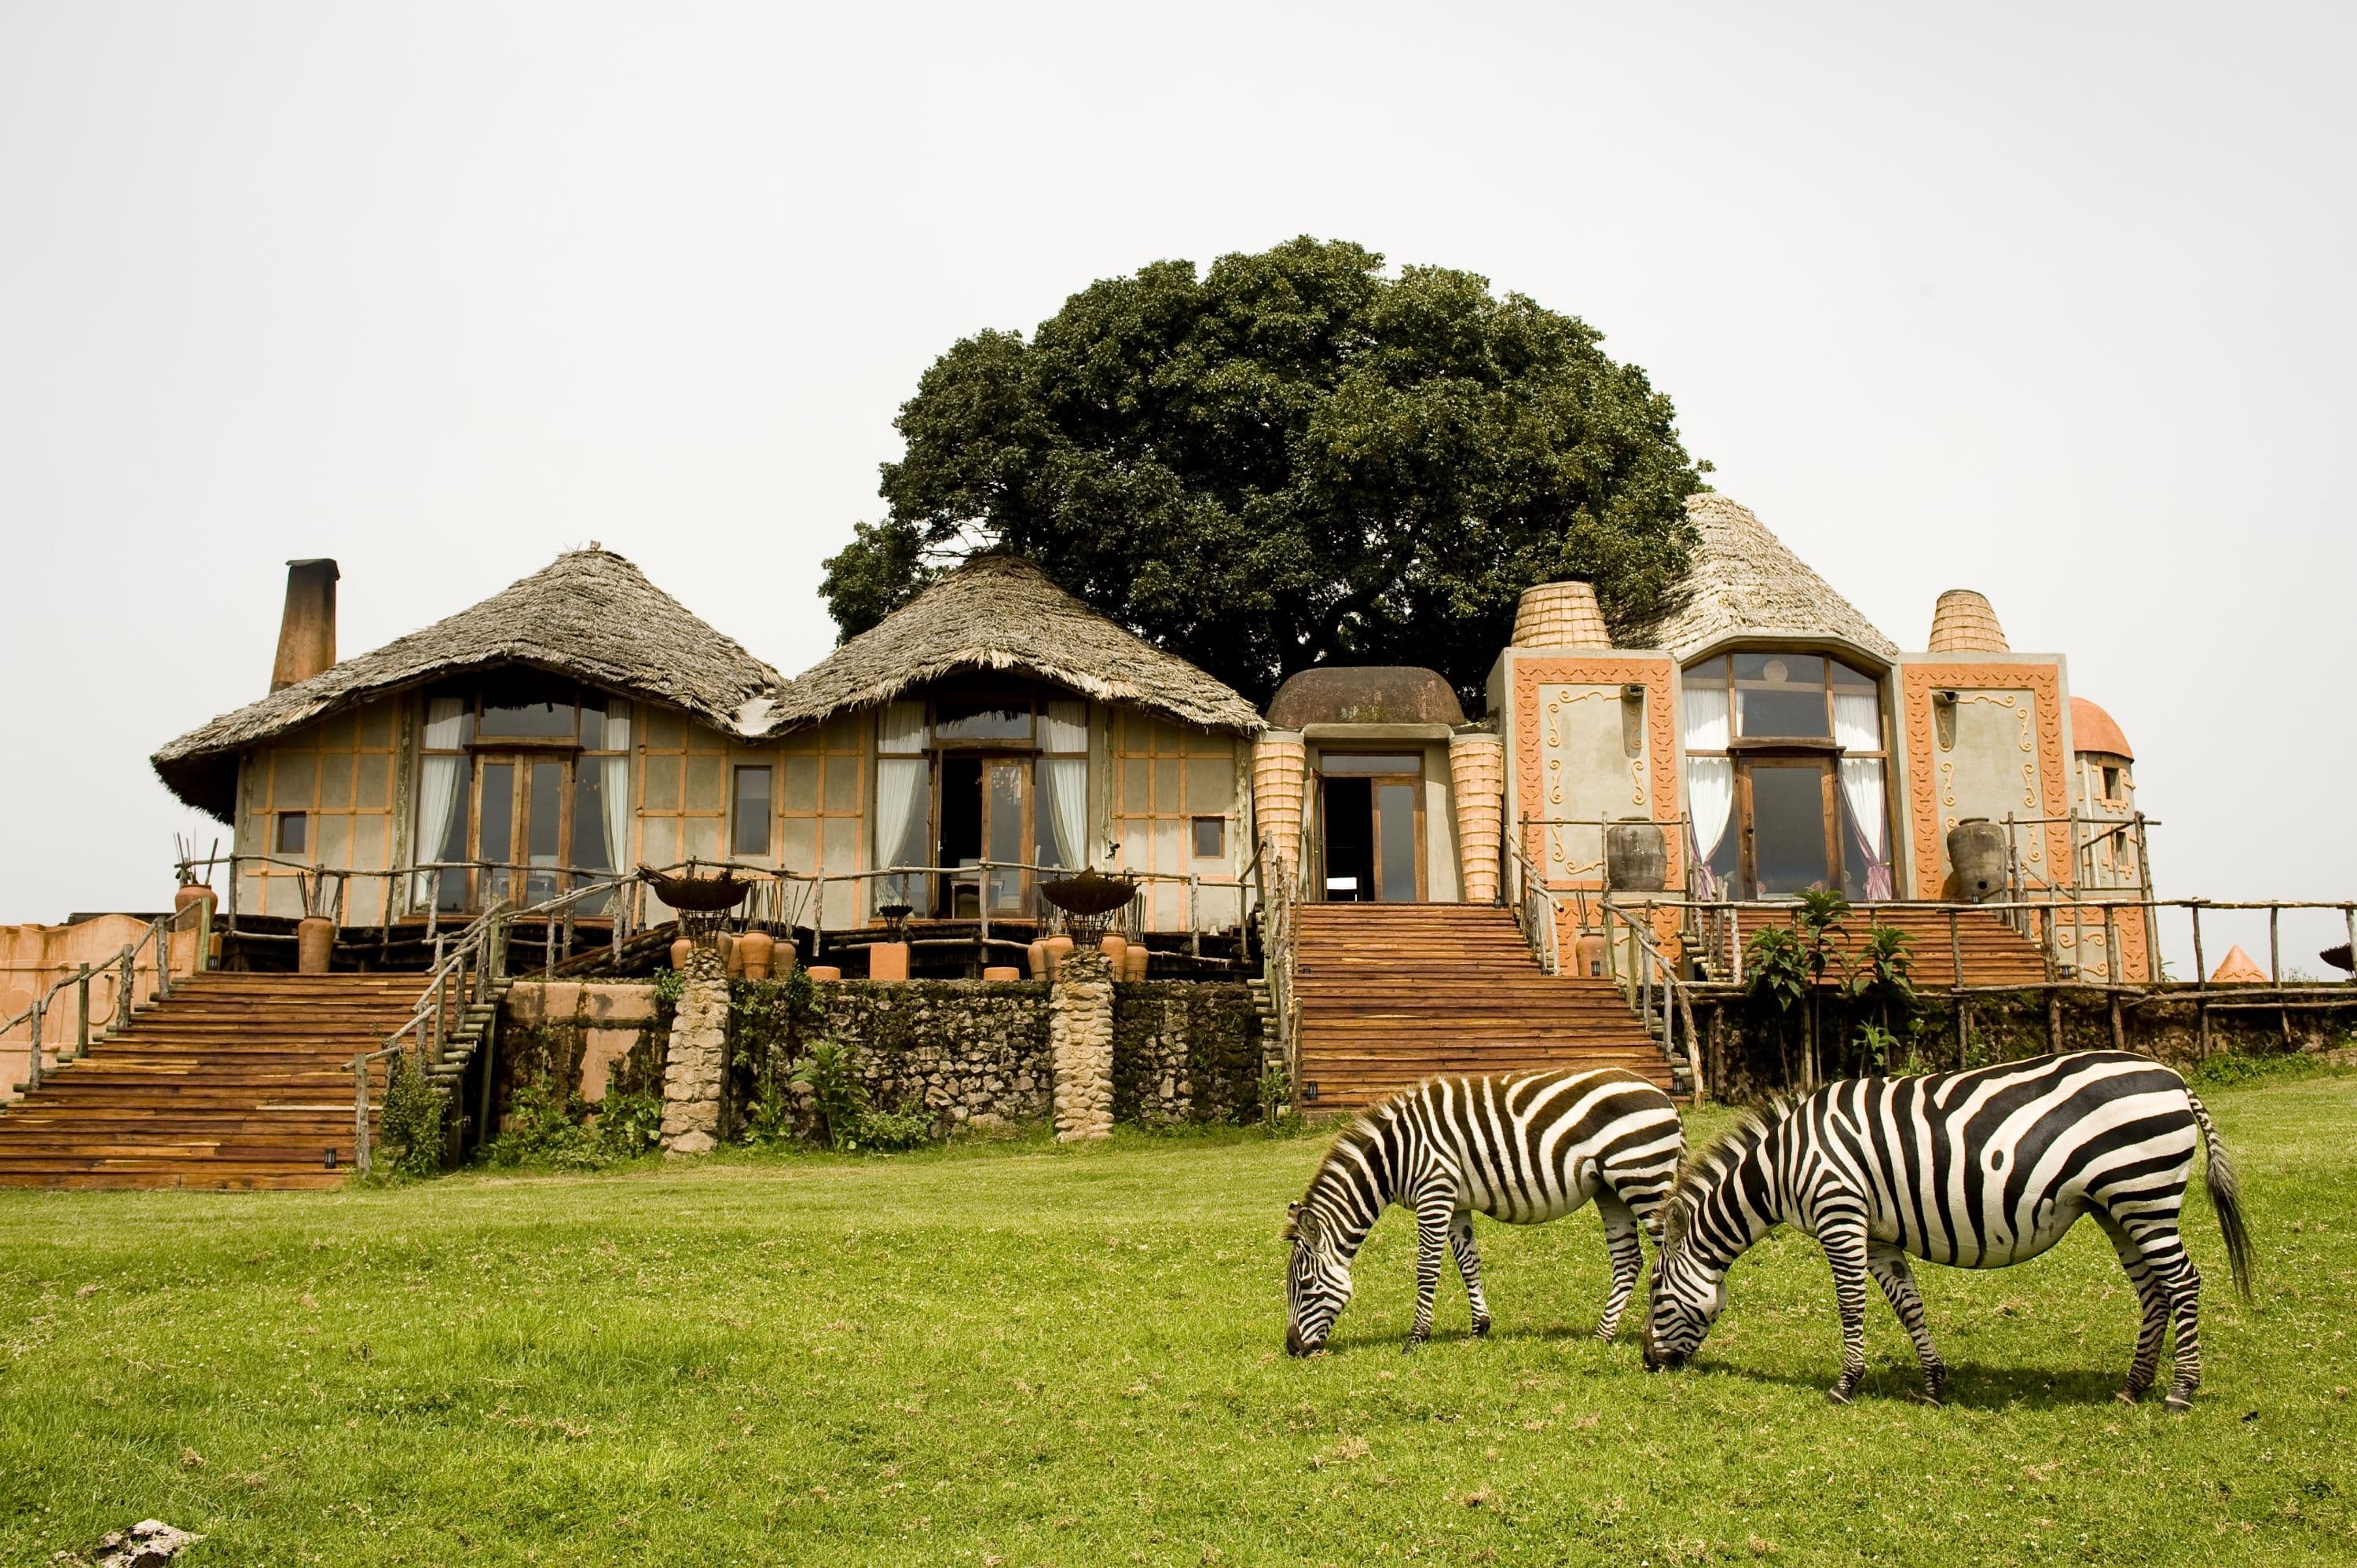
[1283,1112,1386,1240]
[1662,1101,1789,1250]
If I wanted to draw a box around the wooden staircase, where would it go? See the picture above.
[1292,903,1673,1112]
[0,973,428,1189]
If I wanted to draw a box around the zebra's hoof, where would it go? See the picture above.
[1402,1337,1424,1355]
[1827,1380,1858,1407]
[2164,1390,2194,1413]
[2114,1387,2143,1407]
[1471,1316,1492,1339]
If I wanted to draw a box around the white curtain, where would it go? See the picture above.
[874,757,929,905]
[1684,757,1735,899]
[601,702,632,879]
[1039,757,1087,868]
[409,696,468,906]
[1841,757,1893,899]
[1682,683,1730,750]
[1834,691,1881,752]
[878,700,926,753]
[1039,698,1087,753]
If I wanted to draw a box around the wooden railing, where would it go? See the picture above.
[1252,838,1301,1091]
[2,902,208,1095]
[349,901,506,1176]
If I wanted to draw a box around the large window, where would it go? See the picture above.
[1682,652,1892,899]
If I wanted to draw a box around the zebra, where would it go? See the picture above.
[1641,1050,2254,1409]
[1284,1067,1684,1357]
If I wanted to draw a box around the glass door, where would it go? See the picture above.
[1316,754,1425,902]
[935,754,1032,918]
[474,754,568,910]
[1737,757,1837,897]
[984,757,1030,914]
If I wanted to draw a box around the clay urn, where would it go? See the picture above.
[1124,945,1149,981]
[1574,932,1609,978]
[669,937,695,973]
[718,931,742,978]
[173,883,215,918]
[295,914,335,975]
[737,930,776,981]
[1043,933,1074,977]
[1098,934,1129,972]
[869,942,911,983]
[983,965,1022,982]
[807,965,842,982]
[1026,938,1050,980]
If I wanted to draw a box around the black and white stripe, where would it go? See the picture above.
[1284,1068,1684,1356]
[1642,1050,2254,1408]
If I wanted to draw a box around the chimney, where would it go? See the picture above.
[270,559,339,692]
[1511,580,1613,650]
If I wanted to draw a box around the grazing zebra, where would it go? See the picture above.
[1283,1068,1684,1357]
[1642,1050,2253,1409]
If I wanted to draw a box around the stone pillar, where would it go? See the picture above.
[1250,731,1307,881]
[1449,731,1505,903]
[660,947,728,1156]
[1048,946,1115,1141]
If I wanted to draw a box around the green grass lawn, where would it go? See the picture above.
[3,1068,2352,1566]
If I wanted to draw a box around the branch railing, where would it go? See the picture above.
[1599,901,1705,1105]
[349,901,507,1176]
[2,902,208,1095]
[1252,837,1301,1093]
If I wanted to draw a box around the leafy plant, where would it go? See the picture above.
[1257,1065,1303,1137]
[1853,1023,1903,1074]
[848,1108,935,1152]
[1743,925,1810,1090]
[376,1050,447,1178]
[791,1039,868,1152]
[596,1088,663,1159]
[742,1079,797,1147]
[477,1079,606,1171]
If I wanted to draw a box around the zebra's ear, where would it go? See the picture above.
[1282,1200,1304,1241]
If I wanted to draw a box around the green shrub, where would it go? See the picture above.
[376,1050,447,1177]
[2186,1050,2332,1090]
[848,1108,935,1152]
[791,1039,867,1150]
[477,1079,607,1171]
[596,1088,664,1159]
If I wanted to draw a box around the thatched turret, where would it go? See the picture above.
[772,555,1261,734]
[1926,589,2011,654]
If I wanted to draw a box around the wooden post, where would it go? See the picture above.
[1189,876,1202,961]
[2106,899,2125,1052]
[2271,903,2289,1044]
[1729,905,1743,987]
[2047,986,2062,1053]
[115,947,135,1031]
[26,995,42,1091]
[1707,1004,1725,1102]
[354,1057,372,1176]
[75,964,90,1057]
[2190,903,2209,1059]
[1948,909,1963,989]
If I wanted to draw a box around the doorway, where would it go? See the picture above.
[472,753,569,910]
[1318,754,1424,902]
[1735,756,1838,897]
[936,755,1032,918]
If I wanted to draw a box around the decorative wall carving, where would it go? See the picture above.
[1901,663,2070,896]
[1511,656,1681,891]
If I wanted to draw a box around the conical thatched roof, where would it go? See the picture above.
[772,555,1263,735]
[1618,494,1899,663]
[154,548,786,819]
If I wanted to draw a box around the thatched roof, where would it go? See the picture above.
[772,555,1263,735]
[154,548,786,820]
[1618,494,1899,664]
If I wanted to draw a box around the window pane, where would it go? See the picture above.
[1376,782,1420,902]
[1684,655,1728,684]
[933,692,1032,742]
[1192,816,1225,859]
[579,697,607,751]
[478,764,515,863]
[878,701,927,754]
[1829,658,1876,691]
[1039,698,1087,753]
[1732,653,1824,686]
[572,767,610,871]
[276,811,307,855]
[731,767,773,857]
[1319,753,1421,775]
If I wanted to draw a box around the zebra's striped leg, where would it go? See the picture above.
[2093,1209,2169,1403]
[1448,1214,1492,1339]
[2160,1253,2204,1412]
[1819,1221,1873,1405]
[1866,1245,1945,1405]
[1405,1191,1452,1352]
[1593,1194,1644,1343]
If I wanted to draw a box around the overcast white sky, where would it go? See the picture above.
[3,2,2351,969]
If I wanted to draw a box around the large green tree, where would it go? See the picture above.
[823,236,1704,709]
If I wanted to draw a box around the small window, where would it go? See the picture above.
[1191,816,1226,859]
[2102,765,2124,801]
[275,811,308,855]
[731,767,773,857]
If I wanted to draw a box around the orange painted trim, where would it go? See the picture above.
[1900,662,2072,895]
[1510,655,1683,890]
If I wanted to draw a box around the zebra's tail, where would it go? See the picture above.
[2186,1090,2255,1302]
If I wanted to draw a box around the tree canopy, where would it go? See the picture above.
[822,236,1704,710]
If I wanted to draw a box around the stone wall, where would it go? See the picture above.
[497,975,1268,1137]
[1112,981,1267,1126]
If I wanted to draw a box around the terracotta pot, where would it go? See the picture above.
[1124,945,1149,981]
[868,941,911,983]
[669,937,695,973]
[174,884,215,916]
[718,931,742,978]
[1043,934,1074,978]
[1026,939,1049,980]
[807,965,842,982]
[737,930,775,981]
[982,965,1022,982]
[1574,932,1609,978]
[1098,935,1128,972]
[296,915,335,975]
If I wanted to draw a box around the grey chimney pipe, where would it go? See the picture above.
[270,559,339,693]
